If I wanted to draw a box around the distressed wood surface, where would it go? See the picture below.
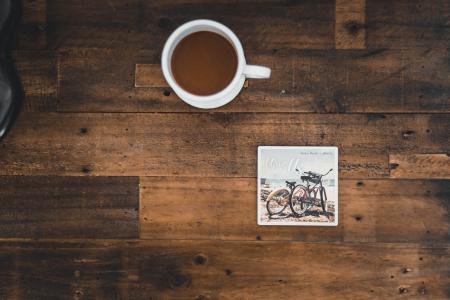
[0,176,139,239]
[1,113,448,177]
[0,240,447,299]
[134,64,167,88]
[45,0,335,51]
[12,51,58,112]
[335,0,366,49]
[389,154,450,179]
[366,0,450,49]
[15,0,47,49]
[2,0,449,299]
[141,177,449,243]
[58,48,450,113]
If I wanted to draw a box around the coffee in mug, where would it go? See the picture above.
[162,19,271,109]
[171,31,238,96]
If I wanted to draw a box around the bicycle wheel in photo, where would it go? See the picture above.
[266,187,290,217]
[320,187,328,213]
[289,185,312,217]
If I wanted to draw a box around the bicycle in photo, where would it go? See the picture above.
[266,168,333,218]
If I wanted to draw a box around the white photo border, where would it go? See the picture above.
[257,146,339,226]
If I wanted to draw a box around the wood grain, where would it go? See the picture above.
[15,0,47,49]
[0,176,139,238]
[135,64,167,87]
[390,154,450,179]
[58,48,450,112]
[140,177,449,243]
[46,0,334,51]
[366,0,450,48]
[335,0,366,49]
[0,239,447,299]
[12,51,58,112]
[1,113,448,177]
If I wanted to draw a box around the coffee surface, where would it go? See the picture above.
[171,31,238,96]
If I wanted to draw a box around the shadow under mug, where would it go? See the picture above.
[161,19,271,109]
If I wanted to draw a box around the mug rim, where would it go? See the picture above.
[161,19,245,103]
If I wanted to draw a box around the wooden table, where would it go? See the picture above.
[1,0,449,299]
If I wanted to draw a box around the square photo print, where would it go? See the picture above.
[258,146,338,226]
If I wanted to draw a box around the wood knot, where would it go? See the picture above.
[389,163,399,170]
[354,215,363,222]
[193,254,207,265]
[168,272,191,288]
[81,167,92,174]
[344,21,363,35]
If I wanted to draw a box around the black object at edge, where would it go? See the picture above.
[0,0,23,141]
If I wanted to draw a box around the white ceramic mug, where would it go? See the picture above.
[161,19,271,109]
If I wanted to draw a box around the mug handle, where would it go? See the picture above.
[243,65,271,79]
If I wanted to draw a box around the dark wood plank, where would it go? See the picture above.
[12,51,58,112]
[15,0,47,49]
[134,64,167,88]
[140,177,449,243]
[0,240,447,299]
[0,176,139,239]
[335,0,366,49]
[367,0,450,48]
[390,154,450,179]
[0,113,448,177]
[46,0,334,51]
[57,48,450,113]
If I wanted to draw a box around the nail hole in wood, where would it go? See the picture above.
[81,167,92,174]
[399,287,408,294]
[193,254,207,265]
[163,90,171,96]
[256,235,262,241]
[225,269,233,276]
[79,128,88,134]
[356,181,364,186]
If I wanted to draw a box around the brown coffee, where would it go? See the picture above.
[171,31,238,96]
